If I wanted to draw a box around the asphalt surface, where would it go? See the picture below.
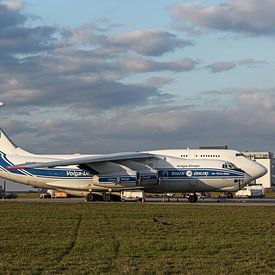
[2,197,275,206]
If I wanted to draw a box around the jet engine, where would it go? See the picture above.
[92,171,159,188]
[136,172,159,186]
[93,174,137,188]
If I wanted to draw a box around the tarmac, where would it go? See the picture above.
[3,197,275,206]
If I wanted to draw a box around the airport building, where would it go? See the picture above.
[242,152,275,192]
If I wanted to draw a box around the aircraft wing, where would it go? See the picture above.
[7,152,156,170]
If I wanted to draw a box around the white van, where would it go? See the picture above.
[236,185,265,198]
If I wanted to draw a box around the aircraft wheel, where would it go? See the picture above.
[225,192,233,199]
[188,194,198,203]
[103,194,111,202]
[86,193,94,202]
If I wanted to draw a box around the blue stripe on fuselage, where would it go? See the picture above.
[0,152,93,179]
[0,152,244,180]
[160,168,244,179]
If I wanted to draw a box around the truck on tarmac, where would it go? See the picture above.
[121,190,144,202]
[40,190,68,199]
[236,185,265,198]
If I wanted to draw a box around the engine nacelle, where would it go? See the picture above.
[93,174,137,188]
[93,172,159,188]
[136,172,159,187]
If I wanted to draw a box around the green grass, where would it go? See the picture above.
[0,202,274,274]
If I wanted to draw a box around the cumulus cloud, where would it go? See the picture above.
[116,55,198,73]
[2,0,22,11]
[207,61,236,73]
[2,1,274,155]
[30,50,198,77]
[207,58,267,73]
[63,28,192,56]
[0,73,171,115]
[101,30,192,56]
[0,3,197,116]
[145,77,174,88]
[6,91,275,154]
[2,85,275,154]
[237,88,275,111]
[169,0,275,35]
[0,1,56,54]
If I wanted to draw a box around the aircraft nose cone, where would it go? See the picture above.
[257,165,267,178]
[252,163,267,180]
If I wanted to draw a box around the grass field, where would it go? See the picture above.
[0,202,274,274]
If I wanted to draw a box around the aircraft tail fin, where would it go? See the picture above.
[0,129,32,156]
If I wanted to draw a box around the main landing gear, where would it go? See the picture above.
[85,192,121,202]
[188,193,198,203]
[85,193,103,202]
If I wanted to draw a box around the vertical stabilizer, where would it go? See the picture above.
[0,129,32,156]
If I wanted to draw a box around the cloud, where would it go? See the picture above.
[207,61,236,73]
[0,1,57,54]
[237,88,275,111]
[0,4,197,116]
[207,58,267,73]
[6,88,275,154]
[0,1,24,28]
[101,30,192,56]
[2,0,22,11]
[169,0,275,35]
[2,1,274,155]
[0,74,171,115]
[63,28,193,56]
[116,55,198,73]
[145,77,174,88]
[30,49,198,77]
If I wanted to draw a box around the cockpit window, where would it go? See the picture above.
[236,153,245,157]
[223,162,238,169]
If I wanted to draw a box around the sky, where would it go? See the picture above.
[1,0,275,159]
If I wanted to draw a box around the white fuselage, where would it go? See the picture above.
[147,149,267,181]
[0,148,264,195]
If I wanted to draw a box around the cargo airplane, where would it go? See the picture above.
[0,129,267,202]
